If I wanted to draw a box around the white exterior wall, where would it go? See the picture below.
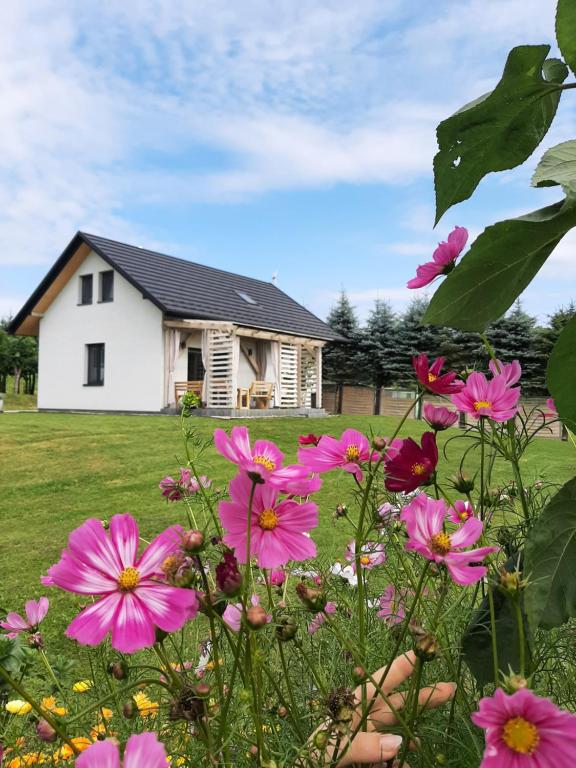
[37,250,164,412]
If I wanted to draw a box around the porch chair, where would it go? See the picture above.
[250,381,274,409]
[174,380,203,406]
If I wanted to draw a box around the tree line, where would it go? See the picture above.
[323,294,575,397]
[0,317,38,394]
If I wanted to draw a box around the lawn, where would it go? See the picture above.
[1,410,574,611]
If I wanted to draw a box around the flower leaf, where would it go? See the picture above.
[434,45,564,224]
[423,198,576,331]
[547,313,576,432]
[532,140,576,194]
[524,476,576,631]
[556,0,576,76]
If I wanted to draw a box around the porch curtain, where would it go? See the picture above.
[267,341,282,407]
[201,330,209,404]
[166,328,181,407]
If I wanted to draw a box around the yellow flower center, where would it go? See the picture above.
[345,445,361,462]
[428,373,437,382]
[360,555,372,566]
[117,567,140,592]
[430,532,452,555]
[474,400,492,411]
[253,455,276,471]
[502,717,540,754]
[259,508,279,530]
[411,462,426,476]
[459,510,469,520]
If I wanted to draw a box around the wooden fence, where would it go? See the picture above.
[322,384,564,440]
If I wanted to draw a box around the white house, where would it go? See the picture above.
[9,233,339,414]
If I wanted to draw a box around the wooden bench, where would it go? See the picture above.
[250,381,274,409]
[174,380,203,405]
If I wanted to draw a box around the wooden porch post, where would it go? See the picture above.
[315,346,323,408]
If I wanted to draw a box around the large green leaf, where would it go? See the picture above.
[557,0,576,75]
[424,198,576,331]
[532,140,576,194]
[462,557,532,687]
[547,314,576,432]
[434,45,565,224]
[525,477,576,631]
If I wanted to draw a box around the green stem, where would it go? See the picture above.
[38,649,67,701]
[276,641,306,741]
[514,598,526,677]
[487,582,500,687]
[66,677,174,724]
[396,657,423,766]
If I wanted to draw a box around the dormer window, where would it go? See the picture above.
[99,270,114,303]
[234,289,258,305]
[79,274,93,305]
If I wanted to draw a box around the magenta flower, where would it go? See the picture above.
[451,371,520,423]
[77,732,167,768]
[378,502,399,524]
[413,355,463,395]
[214,426,317,494]
[545,397,557,416]
[384,432,438,493]
[218,473,318,568]
[407,226,468,289]
[159,469,211,501]
[401,494,498,585]
[1,598,49,638]
[471,687,576,766]
[377,586,407,627]
[449,500,475,523]
[345,541,386,571]
[269,568,286,587]
[298,433,321,446]
[308,601,336,635]
[45,515,199,653]
[423,403,459,431]
[298,428,374,482]
[489,359,522,387]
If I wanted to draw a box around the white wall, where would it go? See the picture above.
[38,250,165,411]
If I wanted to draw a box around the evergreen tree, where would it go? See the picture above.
[487,301,541,395]
[323,292,363,383]
[533,302,575,393]
[438,328,486,377]
[395,297,446,386]
[358,301,402,387]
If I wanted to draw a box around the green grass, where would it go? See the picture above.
[2,375,37,410]
[1,411,574,607]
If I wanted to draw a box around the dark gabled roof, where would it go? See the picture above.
[9,232,341,341]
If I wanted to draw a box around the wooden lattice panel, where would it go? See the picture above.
[280,343,298,408]
[206,330,235,408]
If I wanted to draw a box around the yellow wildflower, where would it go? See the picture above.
[41,696,68,716]
[72,680,93,693]
[5,700,32,715]
[53,737,93,761]
[133,691,159,718]
[99,707,114,719]
[7,752,47,767]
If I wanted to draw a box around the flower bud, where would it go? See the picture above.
[498,567,524,595]
[122,701,136,719]
[194,682,211,698]
[351,666,367,685]
[334,504,348,518]
[450,472,475,494]
[239,688,251,704]
[246,605,269,630]
[182,529,205,553]
[313,731,329,750]
[275,616,298,642]
[277,705,288,718]
[295,582,326,613]
[28,632,44,650]
[411,624,439,662]
[108,660,128,680]
[502,672,529,693]
[36,719,56,743]
[372,436,387,451]
[215,551,242,596]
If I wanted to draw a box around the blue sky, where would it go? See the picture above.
[1,0,574,325]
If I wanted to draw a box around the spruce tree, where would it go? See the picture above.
[395,297,445,386]
[323,292,362,383]
[534,302,575,394]
[487,301,541,395]
[358,301,402,387]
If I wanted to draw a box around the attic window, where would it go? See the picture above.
[234,289,258,305]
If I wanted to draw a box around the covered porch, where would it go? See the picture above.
[163,319,325,416]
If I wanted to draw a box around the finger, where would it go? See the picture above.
[335,733,403,767]
[358,651,417,700]
[369,682,457,727]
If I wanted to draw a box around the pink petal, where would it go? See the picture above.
[76,740,121,768]
[25,597,49,626]
[223,603,242,632]
[252,439,284,468]
[450,517,483,548]
[136,583,199,632]
[0,612,28,633]
[47,550,117,595]
[276,500,318,532]
[67,518,124,579]
[124,732,168,768]
[111,592,156,653]
[109,515,140,570]
[136,525,183,578]
[66,592,121,646]
[446,225,468,255]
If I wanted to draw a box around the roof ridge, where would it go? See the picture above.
[79,232,277,289]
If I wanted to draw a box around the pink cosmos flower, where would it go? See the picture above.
[1,598,49,638]
[308,601,337,635]
[377,586,407,627]
[298,428,375,482]
[345,541,386,571]
[449,500,475,523]
[269,568,286,587]
[413,355,464,395]
[471,687,576,767]
[423,403,459,431]
[488,359,522,387]
[159,469,211,501]
[45,515,199,654]
[545,397,557,416]
[214,426,318,495]
[407,226,468,289]
[223,595,271,632]
[298,433,321,446]
[451,371,520,422]
[401,494,498,585]
[218,473,318,568]
[77,732,167,768]
[378,502,399,524]
[384,432,438,493]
